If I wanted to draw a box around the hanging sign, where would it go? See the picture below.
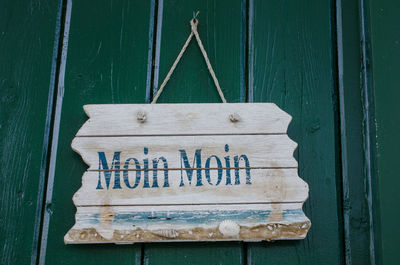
[64,103,310,244]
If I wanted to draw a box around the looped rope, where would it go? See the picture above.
[151,16,227,104]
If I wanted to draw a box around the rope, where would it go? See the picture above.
[151,17,227,104]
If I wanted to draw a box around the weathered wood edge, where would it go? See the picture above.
[66,103,310,244]
[64,222,311,244]
[337,0,380,263]
[76,103,293,136]
[65,204,311,244]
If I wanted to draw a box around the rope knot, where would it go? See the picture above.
[190,19,198,33]
[151,14,226,104]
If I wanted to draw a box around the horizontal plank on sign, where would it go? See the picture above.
[74,203,307,229]
[77,103,292,136]
[72,168,308,206]
[65,203,310,243]
[72,134,298,170]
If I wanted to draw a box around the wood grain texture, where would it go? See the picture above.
[337,0,376,263]
[152,0,244,104]
[246,0,343,264]
[77,103,292,136]
[72,134,298,170]
[42,1,152,264]
[0,0,62,264]
[73,169,307,206]
[1,0,380,263]
[370,0,400,263]
[145,0,246,264]
[65,204,310,244]
[67,102,309,243]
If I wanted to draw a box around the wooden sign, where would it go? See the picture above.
[65,103,310,244]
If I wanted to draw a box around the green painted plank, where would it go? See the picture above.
[247,0,343,264]
[336,0,375,264]
[144,242,245,265]
[144,0,245,264]
[0,0,62,264]
[370,0,400,264]
[42,0,153,264]
[152,0,244,103]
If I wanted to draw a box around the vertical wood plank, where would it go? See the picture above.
[370,0,400,264]
[336,0,376,263]
[144,242,244,265]
[42,1,153,264]
[0,0,62,264]
[145,0,245,264]
[247,0,343,264]
[152,0,244,103]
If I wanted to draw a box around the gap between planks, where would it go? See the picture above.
[89,166,297,172]
[76,201,306,207]
[75,133,288,137]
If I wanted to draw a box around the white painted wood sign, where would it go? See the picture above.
[65,103,310,244]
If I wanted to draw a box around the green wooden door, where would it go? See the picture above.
[1,0,385,264]
[0,0,63,264]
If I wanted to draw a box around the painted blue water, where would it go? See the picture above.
[81,209,305,227]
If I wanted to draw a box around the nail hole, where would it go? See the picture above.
[137,111,146,123]
[229,113,240,122]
